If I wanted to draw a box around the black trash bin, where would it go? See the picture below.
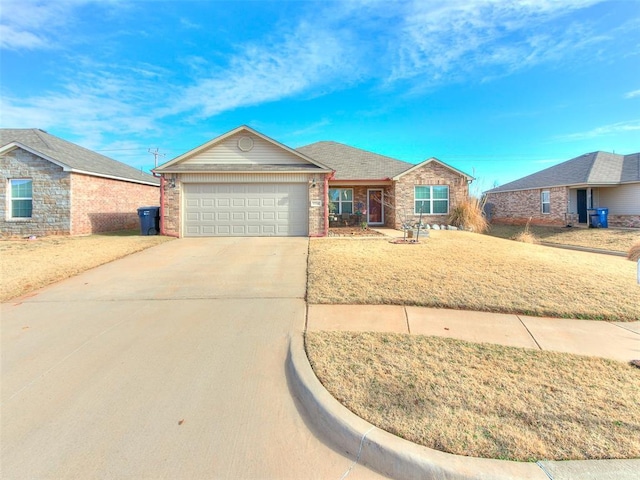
[137,206,160,235]
[596,208,609,228]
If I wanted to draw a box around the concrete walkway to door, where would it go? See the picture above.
[1,238,388,480]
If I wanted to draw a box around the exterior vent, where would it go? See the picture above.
[238,136,254,152]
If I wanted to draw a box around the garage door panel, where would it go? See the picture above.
[184,183,308,237]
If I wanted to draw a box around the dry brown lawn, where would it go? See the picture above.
[486,224,639,253]
[308,231,640,321]
[0,231,174,302]
[306,331,640,462]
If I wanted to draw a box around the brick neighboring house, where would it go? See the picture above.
[153,125,473,237]
[484,151,640,228]
[1,129,160,237]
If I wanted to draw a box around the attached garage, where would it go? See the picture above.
[154,126,331,237]
[183,183,309,237]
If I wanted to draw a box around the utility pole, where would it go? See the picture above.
[148,148,166,168]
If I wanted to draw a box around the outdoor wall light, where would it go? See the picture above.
[166,178,176,188]
[310,176,317,188]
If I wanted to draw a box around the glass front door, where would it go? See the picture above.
[367,189,384,224]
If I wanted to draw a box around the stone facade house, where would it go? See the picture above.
[1,129,160,237]
[484,151,640,228]
[154,125,473,237]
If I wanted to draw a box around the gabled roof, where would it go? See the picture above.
[296,141,473,181]
[296,141,413,180]
[0,129,159,186]
[155,125,332,173]
[486,151,640,193]
[392,157,474,181]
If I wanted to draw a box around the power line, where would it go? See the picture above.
[148,148,166,168]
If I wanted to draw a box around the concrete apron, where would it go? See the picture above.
[1,238,387,480]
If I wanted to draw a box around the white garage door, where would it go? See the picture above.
[183,183,309,237]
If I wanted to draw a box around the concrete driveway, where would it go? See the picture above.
[1,238,387,480]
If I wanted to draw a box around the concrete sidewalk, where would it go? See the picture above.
[307,304,640,362]
[296,304,640,480]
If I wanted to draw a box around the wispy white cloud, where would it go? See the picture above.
[168,21,360,118]
[385,0,606,86]
[0,61,167,145]
[556,120,640,140]
[625,89,640,99]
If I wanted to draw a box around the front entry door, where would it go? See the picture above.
[577,189,587,223]
[367,189,384,225]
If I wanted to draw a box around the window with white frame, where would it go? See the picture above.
[415,185,449,214]
[541,190,550,214]
[329,188,353,214]
[10,179,33,219]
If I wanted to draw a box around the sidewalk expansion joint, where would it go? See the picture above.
[517,315,543,351]
[403,306,411,334]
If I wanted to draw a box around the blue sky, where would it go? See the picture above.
[1,0,639,193]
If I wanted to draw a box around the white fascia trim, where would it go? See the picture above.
[154,125,333,172]
[0,142,72,170]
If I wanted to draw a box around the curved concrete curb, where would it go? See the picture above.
[287,333,548,480]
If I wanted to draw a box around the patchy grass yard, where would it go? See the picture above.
[307,231,640,321]
[0,230,174,302]
[306,331,640,461]
[486,224,639,253]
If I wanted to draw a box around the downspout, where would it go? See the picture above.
[154,173,179,238]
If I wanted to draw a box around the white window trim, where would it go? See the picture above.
[414,185,449,215]
[329,188,354,215]
[541,190,550,214]
[9,178,33,220]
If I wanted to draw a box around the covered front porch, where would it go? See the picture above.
[328,182,394,228]
[567,184,640,228]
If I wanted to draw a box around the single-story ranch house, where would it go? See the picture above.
[484,151,640,228]
[1,129,160,237]
[153,125,474,237]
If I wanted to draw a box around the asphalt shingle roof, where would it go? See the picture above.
[296,141,413,180]
[0,129,159,186]
[487,151,640,193]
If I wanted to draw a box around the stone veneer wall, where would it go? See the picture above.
[393,163,470,229]
[1,149,71,237]
[70,173,159,235]
[308,174,327,236]
[486,187,569,226]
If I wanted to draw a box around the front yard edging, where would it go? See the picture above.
[287,332,548,480]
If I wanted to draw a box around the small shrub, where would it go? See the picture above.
[511,218,539,244]
[628,241,640,261]
[448,198,489,233]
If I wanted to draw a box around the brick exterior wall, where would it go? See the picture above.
[1,149,71,237]
[486,187,570,226]
[70,173,159,235]
[393,162,470,229]
[0,147,159,238]
[608,215,640,228]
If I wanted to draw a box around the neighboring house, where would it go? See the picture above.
[1,129,160,237]
[484,151,640,228]
[153,125,473,237]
